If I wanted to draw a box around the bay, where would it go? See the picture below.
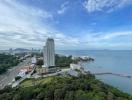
[57,50,132,94]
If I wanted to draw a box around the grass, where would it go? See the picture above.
[20,77,53,87]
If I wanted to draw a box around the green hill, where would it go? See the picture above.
[0,74,132,100]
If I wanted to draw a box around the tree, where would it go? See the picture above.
[13,94,21,100]
[37,92,45,100]
[74,90,91,100]
[15,76,21,81]
[54,89,65,100]
[36,59,43,66]
[64,91,74,100]
[107,92,114,100]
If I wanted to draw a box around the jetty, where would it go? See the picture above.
[93,72,132,78]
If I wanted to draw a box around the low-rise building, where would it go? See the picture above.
[70,64,81,70]
[18,65,34,77]
[31,56,37,64]
[17,71,26,77]
[21,66,33,73]
[36,66,58,75]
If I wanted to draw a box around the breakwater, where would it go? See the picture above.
[93,72,131,78]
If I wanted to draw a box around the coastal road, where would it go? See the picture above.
[12,66,36,88]
[0,58,31,89]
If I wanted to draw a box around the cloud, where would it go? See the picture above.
[0,0,53,35]
[82,31,132,42]
[0,0,79,49]
[0,0,132,50]
[83,0,132,13]
[57,1,69,14]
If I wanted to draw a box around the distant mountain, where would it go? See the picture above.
[14,48,30,51]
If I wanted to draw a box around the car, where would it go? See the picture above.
[57,69,61,72]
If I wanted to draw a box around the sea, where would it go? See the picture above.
[56,50,132,94]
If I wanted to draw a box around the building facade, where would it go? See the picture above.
[43,38,55,67]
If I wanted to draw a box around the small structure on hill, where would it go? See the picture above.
[70,64,81,70]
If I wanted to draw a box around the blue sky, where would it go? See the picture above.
[0,0,132,50]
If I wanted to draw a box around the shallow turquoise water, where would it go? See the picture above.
[57,50,132,94]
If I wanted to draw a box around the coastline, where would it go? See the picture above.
[56,50,132,94]
[0,52,132,100]
[0,69,132,100]
[57,50,132,94]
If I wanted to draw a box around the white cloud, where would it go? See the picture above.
[82,31,132,43]
[57,1,69,14]
[73,30,131,49]
[0,0,132,50]
[0,0,79,49]
[83,0,132,13]
[98,31,132,40]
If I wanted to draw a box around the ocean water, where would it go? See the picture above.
[57,50,132,94]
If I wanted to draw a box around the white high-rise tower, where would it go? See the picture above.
[43,38,55,67]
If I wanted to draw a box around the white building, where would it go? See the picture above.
[17,71,26,77]
[31,56,37,64]
[43,38,55,67]
[70,64,81,70]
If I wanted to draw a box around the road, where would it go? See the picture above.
[12,68,71,88]
[12,66,36,88]
[0,58,31,89]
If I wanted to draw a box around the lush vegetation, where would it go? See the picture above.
[0,54,19,74]
[36,59,43,66]
[55,54,73,67]
[0,74,132,100]
[36,54,73,67]
[15,76,22,81]
[73,57,94,63]
[36,54,94,67]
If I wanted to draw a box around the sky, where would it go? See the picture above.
[0,0,132,50]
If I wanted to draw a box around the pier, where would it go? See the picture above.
[93,72,132,78]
